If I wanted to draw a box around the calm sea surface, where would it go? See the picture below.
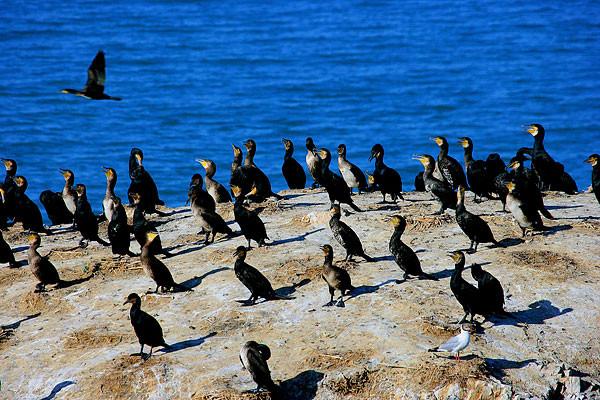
[1,1,599,220]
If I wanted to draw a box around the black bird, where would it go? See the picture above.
[470,264,506,316]
[233,246,285,305]
[369,144,403,202]
[230,144,250,196]
[508,157,554,219]
[320,244,355,307]
[123,293,169,360]
[527,124,577,194]
[12,176,49,233]
[305,137,323,188]
[239,341,280,395]
[127,148,165,214]
[0,230,18,268]
[281,139,306,190]
[388,215,437,280]
[1,159,18,224]
[319,148,362,212]
[232,185,268,249]
[0,187,8,231]
[39,190,72,226]
[27,233,61,292]
[432,136,467,190]
[329,205,372,262]
[414,171,426,192]
[189,175,231,243]
[131,192,171,257]
[197,159,232,203]
[448,251,485,323]
[102,167,119,222]
[505,181,545,237]
[61,50,121,100]
[242,139,282,201]
[188,173,216,213]
[414,155,456,214]
[108,197,135,257]
[59,169,77,217]
[485,153,509,211]
[337,144,367,194]
[585,154,600,205]
[455,186,499,252]
[74,184,109,247]
[141,232,189,293]
[458,137,490,201]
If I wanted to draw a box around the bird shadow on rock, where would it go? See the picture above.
[279,370,325,400]
[179,267,230,290]
[39,380,76,400]
[485,357,537,379]
[491,300,573,326]
[346,279,398,302]
[60,274,94,289]
[1,312,40,330]
[496,238,524,248]
[369,203,401,211]
[275,278,312,297]
[545,204,583,210]
[13,245,29,253]
[433,353,478,361]
[289,202,324,208]
[540,224,572,236]
[167,243,208,257]
[159,331,217,354]
[270,228,325,246]
[430,268,454,280]
[369,255,395,262]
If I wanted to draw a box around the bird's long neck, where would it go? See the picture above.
[205,165,216,179]
[533,135,545,153]
[106,178,116,196]
[323,253,333,267]
[422,163,435,178]
[244,149,255,167]
[393,225,405,239]
[284,147,294,160]
[130,302,141,319]
[463,146,473,166]
[375,155,385,169]
[439,144,448,158]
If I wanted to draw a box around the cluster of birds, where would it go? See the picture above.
[0,51,599,396]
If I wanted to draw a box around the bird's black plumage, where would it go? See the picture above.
[319,148,362,212]
[61,50,121,100]
[127,148,164,214]
[369,144,403,202]
[197,159,232,203]
[485,153,509,211]
[471,264,505,315]
[458,137,490,201]
[415,155,456,214]
[433,136,467,190]
[108,197,134,256]
[131,192,171,257]
[124,293,169,360]
[0,230,17,268]
[233,246,281,305]
[27,233,61,291]
[281,139,306,190]
[39,190,73,226]
[74,184,108,247]
[320,244,354,307]
[305,137,323,188]
[586,154,600,205]
[329,205,372,262]
[449,251,485,323]
[337,144,367,194]
[455,186,498,252]
[0,159,18,226]
[12,176,48,233]
[505,180,545,237]
[388,215,437,280]
[140,232,187,293]
[239,341,280,394]
[508,157,554,220]
[232,186,268,248]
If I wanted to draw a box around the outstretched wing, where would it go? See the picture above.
[84,51,106,94]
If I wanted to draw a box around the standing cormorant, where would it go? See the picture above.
[243,139,281,201]
[414,155,456,214]
[0,230,18,268]
[130,192,171,257]
[59,169,77,217]
[102,167,118,222]
[585,154,600,205]
[39,190,73,226]
[127,148,165,215]
[13,176,49,233]
[319,148,362,212]
[27,233,61,292]
[320,244,354,307]
[141,232,189,293]
[108,197,135,257]
[305,137,323,188]
[61,50,121,100]
[414,171,426,192]
[1,159,17,224]
[448,251,484,323]
[470,264,506,317]
[432,136,467,190]
[74,184,109,247]
[337,144,367,194]
[455,186,499,252]
[233,246,284,305]
[508,157,554,219]
[369,144,403,202]
[197,159,232,203]
[281,139,306,190]
[458,137,490,201]
[485,153,509,212]
[123,293,170,360]
[232,185,269,249]
[388,215,437,280]
[239,341,280,395]
[329,205,372,262]
[505,181,545,237]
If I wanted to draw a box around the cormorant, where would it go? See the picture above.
[108,196,135,257]
[455,186,499,252]
[74,184,109,247]
[39,190,73,226]
[102,167,118,222]
[233,246,284,305]
[0,230,18,268]
[388,215,437,280]
[337,144,367,194]
[414,155,456,214]
[197,159,232,203]
[27,233,61,292]
[239,341,280,395]
[61,50,121,100]
[448,251,485,323]
[130,192,171,257]
[59,169,77,217]
[485,153,509,211]
[141,232,189,293]
[414,171,425,192]
[329,204,372,262]
[432,136,467,190]
[505,181,545,237]
[458,137,490,201]
[245,139,282,201]
[305,137,323,188]
[123,293,170,360]
[369,144,403,202]
[188,173,216,213]
[1,159,17,224]
[232,185,268,249]
[319,148,362,212]
[585,154,600,205]
[281,139,306,190]
[127,148,165,215]
[12,176,49,233]
[428,323,475,361]
[470,264,506,316]
[320,244,354,307]
[508,157,554,219]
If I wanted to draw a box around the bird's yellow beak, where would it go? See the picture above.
[527,125,538,136]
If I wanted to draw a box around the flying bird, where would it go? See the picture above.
[61,50,121,100]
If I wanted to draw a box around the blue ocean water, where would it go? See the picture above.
[1,1,599,219]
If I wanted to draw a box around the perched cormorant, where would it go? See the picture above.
[585,154,600,205]
[305,137,323,188]
[414,155,456,214]
[0,230,18,268]
[485,153,509,211]
[59,169,77,217]
[1,159,17,224]
[428,323,475,361]
[74,184,109,247]
[281,139,306,190]
[232,185,268,249]
[455,186,499,252]
[388,215,437,280]
[188,173,216,213]
[127,148,165,215]
[27,233,61,292]
[432,136,467,190]
[320,244,354,307]
[141,232,189,293]
[470,264,506,316]
[414,171,426,192]
[12,176,48,233]
[319,148,362,212]
[337,144,367,194]
[242,139,282,201]
[39,190,72,226]
[102,167,118,222]
[458,137,490,201]
[61,50,121,100]
[189,180,232,245]
[123,293,169,360]
[527,124,577,194]
[329,205,372,262]
[130,192,171,257]
[369,144,403,202]
[448,251,485,323]
[508,157,554,220]
[233,246,284,305]
[108,196,135,257]
[505,181,544,237]
[239,341,280,395]
[197,159,232,203]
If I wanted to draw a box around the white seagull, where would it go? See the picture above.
[428,323,475,360]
